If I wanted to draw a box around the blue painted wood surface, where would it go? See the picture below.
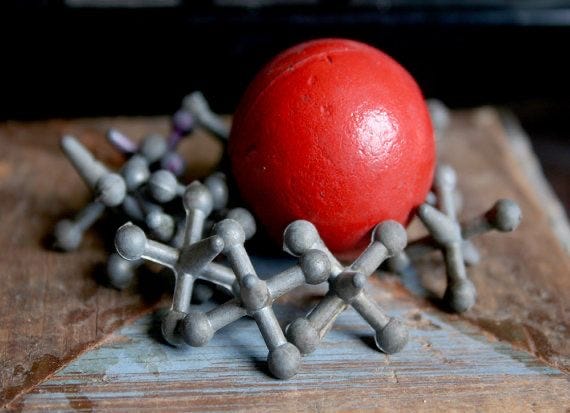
[15,255,570,411]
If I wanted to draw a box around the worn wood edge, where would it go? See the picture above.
[12,276,570,411]
[498,108,570,254]
[449,108,570,373]
[0,116,171,409]
[0,116,224,409]
[2,304,163,410]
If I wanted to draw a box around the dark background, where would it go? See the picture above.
[1,0,568,209]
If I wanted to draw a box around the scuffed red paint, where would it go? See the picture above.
[229,38,435,254]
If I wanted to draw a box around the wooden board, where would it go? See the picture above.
[12,275,570,411]
[423,109,570,372]
[1,109,569,410]
[0,118,223,407]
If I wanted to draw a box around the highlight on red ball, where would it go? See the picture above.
[229,38,435,256]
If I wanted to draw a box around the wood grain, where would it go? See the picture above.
[410,109,570,372]
[0,118,223,407]
[13,274,570,411]
[1,108,569,409]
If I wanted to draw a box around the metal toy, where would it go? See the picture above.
[114,182,241,345]
[50,91,524,381]
[182,91,230,141]
[181,218,331,379]
[387,165,522,312]
[284,220,409,356]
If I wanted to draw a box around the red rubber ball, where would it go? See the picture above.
[229,38,435,255]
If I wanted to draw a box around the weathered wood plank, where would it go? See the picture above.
[0,118,223,407]
[1,108,569,409]
[14,270,570,411]
[410,109,570,372]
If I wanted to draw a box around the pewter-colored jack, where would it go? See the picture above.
[182,91,230,140]
[156,92,228,176]
[387,164,522,313]
[181,218,331,379]
[110,171,254,293]
[284,220,409,356]
[55,135,151,251]
[107,129,168,163]
[115,182,241,345]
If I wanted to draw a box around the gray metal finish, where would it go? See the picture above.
[138,134,168,164]
[159,151,186,178]
[114,182,239,346]
[182,91,230,140]
[226,208,257,240]
[427,98,451,140]
[388,164,522,313]
[53,200,106,251]
[204,172,229,211]
[283,220,344,276]
[147,170,185,204]
[60,135,126,207]
[147,170,230,210]
[107,128,170,167]
[180,218,331,379]
[429,164,477,313]
[121,194,146,222]
[56,135,168,251]
[285,220,409,357]
[107,252,143,290]
[203,207,257,242]
[120,155,150,192]
[159,108,194,177]
[172,108,194,135]
[145,209,176,242]
[418,203,476,313]
[122,192,178,244]
[115,221,228,345]
[157,92,227,175]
